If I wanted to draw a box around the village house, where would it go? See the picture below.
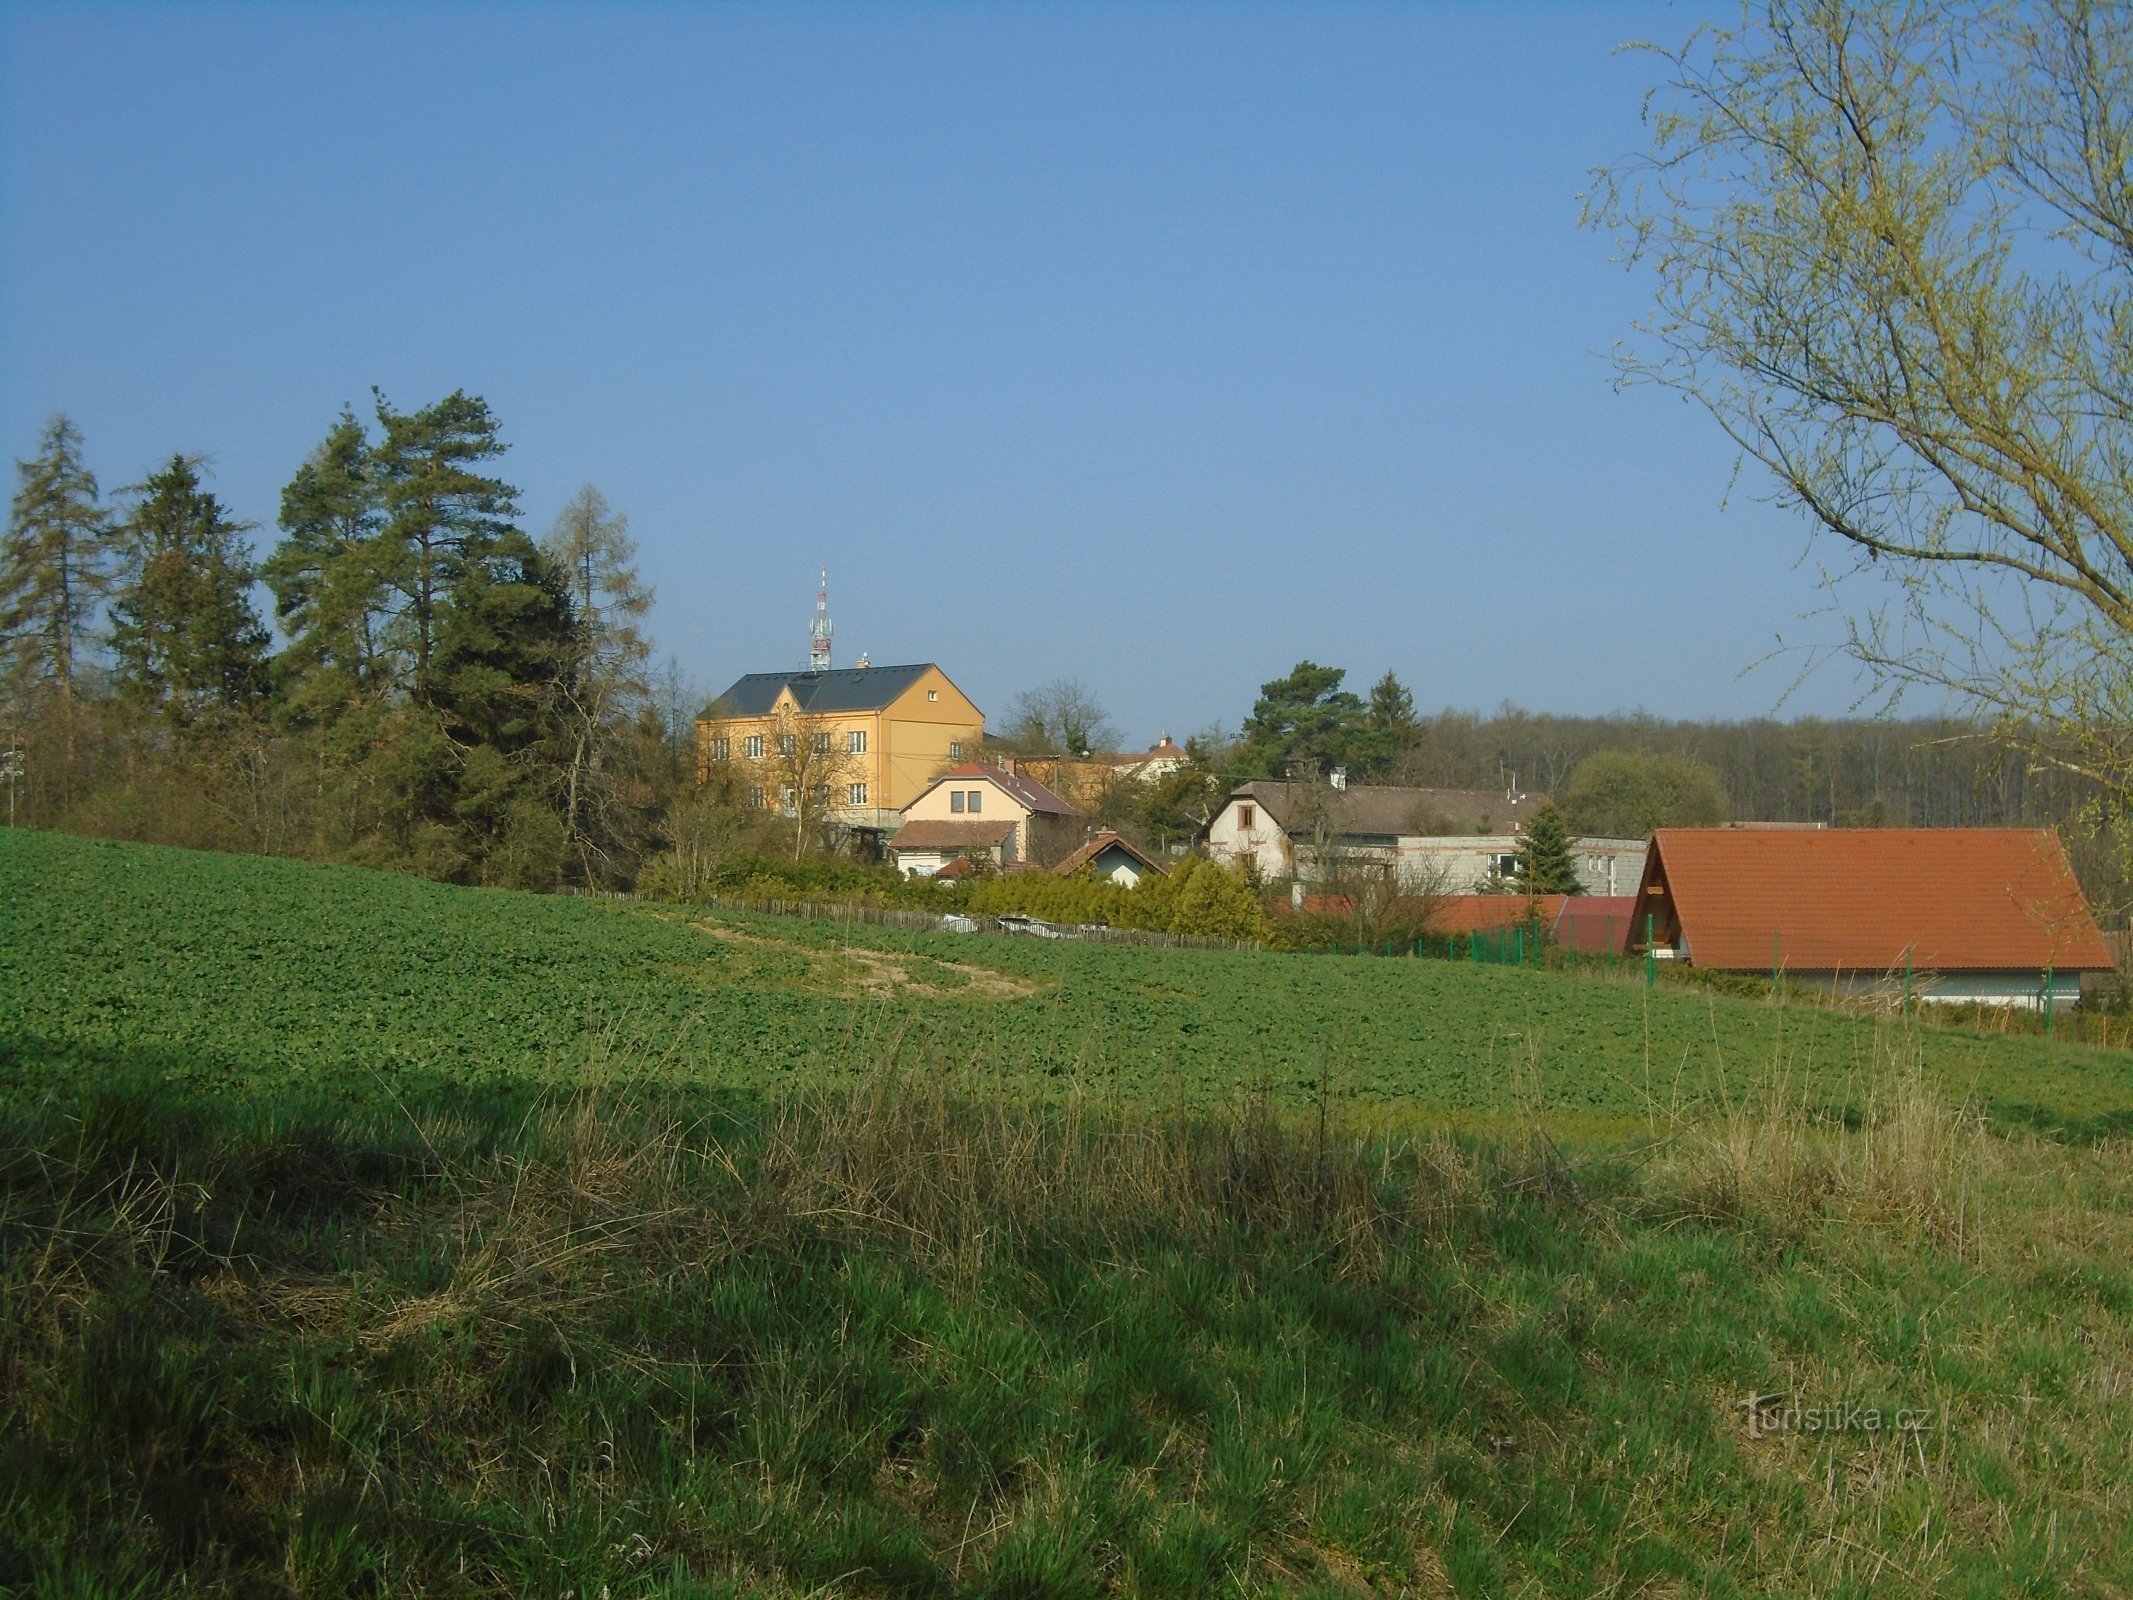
[998,736,1190,811]
[696,662,984,830]
[1626,827,2114,1008]
[890,763,1082,877]
[1053,831,1168,888]
[1205,779,1644,895]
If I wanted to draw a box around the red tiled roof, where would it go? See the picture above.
[1551,896,1640,954]
[1645,828,2112,972]
[1428,895,1568,935]
[888,819,1016,852]
[1053,831,1167,879]
[930,763,1080,817]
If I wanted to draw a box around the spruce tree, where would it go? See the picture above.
[109,456,270,729]
[1512,803,1585,896]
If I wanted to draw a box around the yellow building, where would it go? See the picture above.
[696,663,984,828]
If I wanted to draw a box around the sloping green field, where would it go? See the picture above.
[7,829,2133,1596]
[5,828,2130,1135]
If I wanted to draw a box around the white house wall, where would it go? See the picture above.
[1207,802,1294,879]
[1794,968,2087,1011]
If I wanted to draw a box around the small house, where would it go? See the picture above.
[892,763,1082,875]
[1627,827,2113,1008]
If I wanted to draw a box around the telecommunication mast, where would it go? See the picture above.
[809,569,833,673]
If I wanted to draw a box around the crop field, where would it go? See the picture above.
[8,828,2133,1597]
[6,827,2132,1136]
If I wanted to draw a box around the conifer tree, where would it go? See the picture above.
[109,456,270,729]
[1512,803,1584,896]
[263,407,387,722]
[2,416,114,755]
[370,389,520,702]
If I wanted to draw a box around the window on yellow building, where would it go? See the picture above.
[710,737,730,762]
[967,790,983,813]
[949,740,963,760]
[744,735,763,761]
[847,730,866,754]
[811,732,830,755]
[950,791,965,814]
[777,735,795,758]
[848,783,867,806]
[747,787,765,808]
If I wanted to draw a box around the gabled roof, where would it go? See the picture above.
[921,762,1079,817]
[1053,831,1168,879]
[888,819,1016,852]
[704,663,956,718]
[1646,828,2112,972]
[1224,781,1549,839]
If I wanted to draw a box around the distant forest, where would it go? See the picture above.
[1398,708,2074,832]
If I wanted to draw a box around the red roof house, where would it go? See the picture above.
[1629,828,2112,1008]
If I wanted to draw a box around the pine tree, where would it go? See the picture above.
[263,407,388,722]
[109,456,270,729]
[370,389,520,703]
[1512,803,1585,896]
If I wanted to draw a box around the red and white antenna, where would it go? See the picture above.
[809,568,833,673]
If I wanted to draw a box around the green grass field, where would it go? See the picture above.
[8,829,2133,1138]
[5,830,2133,1597]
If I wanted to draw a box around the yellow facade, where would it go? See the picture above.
[695,664,984,823]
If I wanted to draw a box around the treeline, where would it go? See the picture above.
[1220,661,2085,832]
[0,400,726,889]
[6,407,2117,909]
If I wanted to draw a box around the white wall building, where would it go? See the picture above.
[1206,780,1640,894]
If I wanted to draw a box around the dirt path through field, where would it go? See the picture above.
[687,918,1042,1001]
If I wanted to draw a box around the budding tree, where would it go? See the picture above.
[1590,1,2133,853]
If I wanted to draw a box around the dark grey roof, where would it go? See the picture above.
[1228,780,1551,839]
[705,663,941,718]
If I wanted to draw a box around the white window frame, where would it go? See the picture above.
[848,782,868,806]
[743,735,764,761]
[847,730,867,754]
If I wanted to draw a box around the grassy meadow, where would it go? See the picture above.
[4,828,2133,1596]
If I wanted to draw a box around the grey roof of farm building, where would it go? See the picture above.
[1226,780,1551,840]
[705,663,942,718]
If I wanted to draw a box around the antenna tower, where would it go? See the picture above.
[809,568,833,673]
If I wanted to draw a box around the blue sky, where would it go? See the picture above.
[2,1,1891,742]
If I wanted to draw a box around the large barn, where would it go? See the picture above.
[1626,828,2114,1009]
